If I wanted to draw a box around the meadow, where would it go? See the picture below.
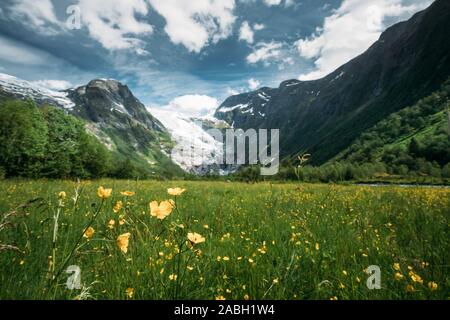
[0,180,448,300]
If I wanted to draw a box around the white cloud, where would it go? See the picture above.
[248,78,261,90]
[263,0,282,6]
[148,0,236,53]
[296,0,433,80]
[160,94,219,117]
[246,41,283,65]
[253,23,265,31]
[77,0,153,52]
[31,80,73,91]
[239,21,254,44]
[10,0,61,35]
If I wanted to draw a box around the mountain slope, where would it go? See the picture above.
[0,73,184,178]
[215,0,450,165]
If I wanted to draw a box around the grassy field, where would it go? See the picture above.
[0,180,448,300]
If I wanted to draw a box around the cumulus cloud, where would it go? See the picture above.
[246,41,283,65]
[296,0,433,80]
[248,78,261,90]
[148,0,236,53]
[160,94,219,117]
[77,0,153,52]
[239,21,254,44]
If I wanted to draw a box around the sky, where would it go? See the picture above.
[0,0,434,116]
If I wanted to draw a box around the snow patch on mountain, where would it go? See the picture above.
[0,73,75,109]
[149,108,228,174]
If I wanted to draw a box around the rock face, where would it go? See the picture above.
[67,79,164,133]
[215,0,450,164]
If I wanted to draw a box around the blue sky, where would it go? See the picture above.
[0,0,433,115]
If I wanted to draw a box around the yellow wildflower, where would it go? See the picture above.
[244,294,249,300]
[120,191,135,197]
[428,281,438,291]
[83,226,95,239]
[97,186,112,199]
[126,287,134,299]
[149,200,174,220]
[58,191,66,200]
[406,284,415,293]
[167,187,186,196]
[117,232,131,254]
[395,272,404,281]
[169,274,178,281]
[113,201,123,213]
[107,219,115,229]
[409,271,423,284]
[393,263,401,271]
[215,295,226,300]
[187,232,206,245]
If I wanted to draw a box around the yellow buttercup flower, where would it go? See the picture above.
[215,295,226,300]
[126,287,134,299]
[97,186,112,199]
[428,281,438,291]
[169,274,178,281]
[120,191,135,197]
[83,226,95,239]
[409,271,423,284]
[117,232,131,253]
[149,200,174,220]
[167,187,186,196]
[187,232,206,245]
[394,272,404,281]
[113,201,123,213]
[393,263,401,271]
[244,294,249,300]
[58,191,66,200]
[406,284,415,293]
[107,219,115,230]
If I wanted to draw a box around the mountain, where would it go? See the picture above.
[0,73,183,177]
[215,0,450,165]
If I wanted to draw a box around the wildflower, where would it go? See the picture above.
[119,215,126,225]
[248,258,254,264]
[107,219,115,229]
[244,294,249,300]
[223,256,230,261]
[187,266,194,271]
[120,191,135,197]
[203,224,209,229]
[58,191,66,200]
[97,186,112,199]
[428,281,438,291]
[83,226,95,239]
[409,271,423,284]
[342,270,348,276]
[117,233,131,253]
[338,282,345,289]
[215,295,226,300]
[160,268,165,274]
[393,263,401,271]
[406,284,415,293]
[126,287,134,299]
[169,274,178,281]
[273,278,279,284]
[315,242,320,250]
[149,200,174,220]
[216,256,222,262]
[167,187,186,196]
[330,296,338,300]
[187,232,206,245]
[395,273,404,281]
[19,260,25,266]
[113,201,123,213]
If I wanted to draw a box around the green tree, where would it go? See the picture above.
[0,100,48,177]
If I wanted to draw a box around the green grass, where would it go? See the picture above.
[0,180,448,300]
